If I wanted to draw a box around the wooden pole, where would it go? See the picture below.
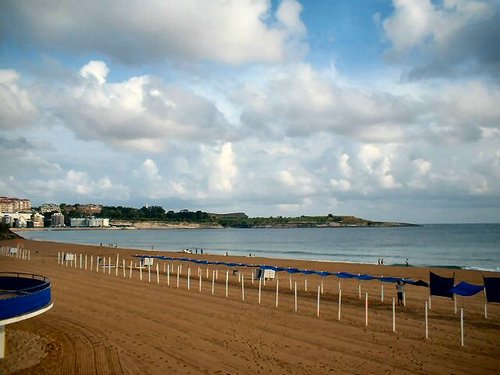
[57,252,60,265]
[199,271,202,293]
[80,254,83,269]
[115,254,119,276]
[156,264,160,285]
[108,257,111,275]
[103,257,106,273]
[225,270,228,298]
[484,287,488,319]
[129,260,133,279]
[258,277,262,304]
[289,274,292,290]
[425,301,429,339]
[167,264,170,286]
[148,264,151,282]
[123,259,126,278]
[460,308,464,347]
[294,282,298,312]
[358,281,361,299]
[321,279,324,294]
[275,278,279,308]
[392,298,396,332]
[317,286,321,317]
[211,270,215,295]
[381,284,384,302]
[365,293,368,326]
[140,264,143,281]
[187,267,191,290]
[90,255,93,271]
[85,254,88,270]
[338,289,342,320]
[305,278,308,292]
[176,265,180,288]
[251,270,254,285]
[241,274,245,301]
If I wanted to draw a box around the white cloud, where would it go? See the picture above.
[0,69,37,128]
[203,142,238,193]
[329,178,351,192]
[48,61,231,151]
[2,0,307,65]
[24,170,130,201]
[382,0,499,79]
[79,60,109,85]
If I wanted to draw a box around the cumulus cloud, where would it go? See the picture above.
[48,61,231,151]
[381,0,499,79]
[0,69,37,128]
[18,170,130,202]
[238,64,421,142]
[79,60,109,84]
[202,143,238,193]
[1,0,307,65]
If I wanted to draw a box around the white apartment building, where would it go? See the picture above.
[51,212,65,227]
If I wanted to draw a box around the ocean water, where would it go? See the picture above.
[20,224,500,272]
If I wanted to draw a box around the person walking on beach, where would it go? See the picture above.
[396,281,405,306]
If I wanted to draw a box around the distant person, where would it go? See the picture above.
[381,258,384,265]
[200,249,203,255]
[405,258,409,267]
[377,258,380,265]
[396,281,405,306]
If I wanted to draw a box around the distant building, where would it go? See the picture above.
[0,197,31,212]
[70,218,87,227]
[76,204,102,216]
[70,217,109,228]
[51,212,65,227]
[31,212,44,228]
[40,203,61,214]
[2,212,32,227]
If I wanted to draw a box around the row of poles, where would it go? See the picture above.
[0,245,31,261]
[56,252,471,346]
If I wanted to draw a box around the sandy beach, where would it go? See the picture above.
[0,238,499,374]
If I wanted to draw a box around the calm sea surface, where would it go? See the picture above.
[20,224,499,271]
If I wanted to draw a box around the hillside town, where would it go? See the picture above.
[0,196,109,228]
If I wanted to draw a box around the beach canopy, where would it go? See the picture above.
[430,272,454,299]
[132,254,419,285]
[407,279,429,287]
[448,281,484,297]
[484,277,500,303]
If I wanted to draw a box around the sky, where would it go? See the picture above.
[0,0,499,224]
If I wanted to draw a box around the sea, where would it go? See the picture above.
[20,224,500,272]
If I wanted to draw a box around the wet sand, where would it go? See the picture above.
[1,238,499,374]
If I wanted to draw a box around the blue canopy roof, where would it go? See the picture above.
[448,281,484,297]
[133,255,418,285]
